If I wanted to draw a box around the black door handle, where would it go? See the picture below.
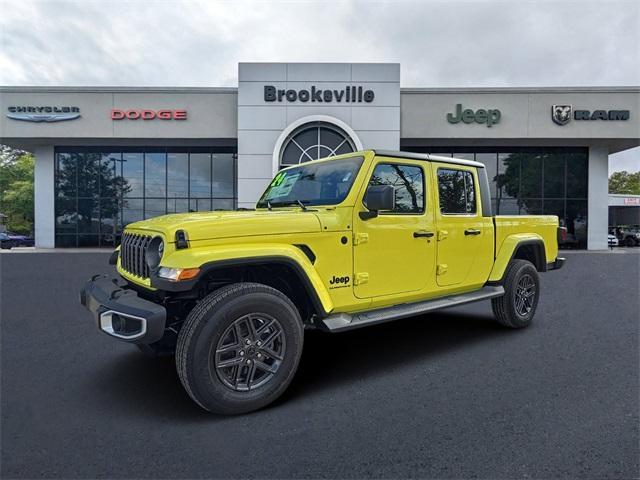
[465,229,481,236]
[414,231,434,238]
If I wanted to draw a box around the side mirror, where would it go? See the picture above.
[361,185,395,220]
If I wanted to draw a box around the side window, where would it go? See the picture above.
[437,168,477,214]
[368,163,424,214]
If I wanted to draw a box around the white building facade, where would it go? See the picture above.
[1,63,638,250]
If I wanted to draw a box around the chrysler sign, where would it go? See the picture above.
[7,106,81,122]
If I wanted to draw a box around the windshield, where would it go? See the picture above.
[256,156,364,208]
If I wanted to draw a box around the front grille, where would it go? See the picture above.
[120,232,152,279]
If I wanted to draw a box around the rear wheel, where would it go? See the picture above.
[624,237,635,247]
[491,259,540,328]
[176,282,304,414]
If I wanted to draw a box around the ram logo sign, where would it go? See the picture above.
[552,104,630,125]
[551,105,572,125]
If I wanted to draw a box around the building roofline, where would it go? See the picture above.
[401,86,640,94]
[1,85,638,94]
[0,86,238,93]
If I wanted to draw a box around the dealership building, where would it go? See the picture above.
[1,63,638,250]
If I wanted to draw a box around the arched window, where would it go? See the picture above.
[279,121,355,167]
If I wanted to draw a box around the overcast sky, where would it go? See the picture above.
[1,0,638,171]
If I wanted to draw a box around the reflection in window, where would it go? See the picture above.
[190,198,211,212]
[213,154,235,198]
[437,169,476,214]
[168,153,188,197]
[368,164,424,214]
[475,153,498,198]
[520,154,542,199]
[544,155,564,198]
[77,198,100,233]
[566,154,588,198]
[406,147,589,247]
[497,153,519,200]
[78,153,100,198]
[145,152,166,197]
[55,148,236,247]
[190,153,211,198]
[122,152,143,198]
[145,198,167,219]
[122,198,143,225]
[100,153,120,197]
[56,153,77,198]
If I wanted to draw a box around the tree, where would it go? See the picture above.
[0,149,34,234]
[609,171,640,195]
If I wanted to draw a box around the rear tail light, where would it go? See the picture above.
[557,226,567,243]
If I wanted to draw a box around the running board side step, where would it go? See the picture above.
[322,285,505,332]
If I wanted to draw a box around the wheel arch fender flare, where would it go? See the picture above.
[152,243,334,316]
[489,234,547,283]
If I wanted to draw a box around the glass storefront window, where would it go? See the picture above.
[475,153,498,198]
[566,153,588,198]
[56,153,76,198]
[406,147,589,247]
[168,152,188,197]
[122,198,143,225]
[78,153,100,198]
[497,153,519,200]
[55,147,236,247]
[213,154,235,198]
[122,152,143,198]
[145,152,166,197]
[190,153,211,198]
[100,153,120,197]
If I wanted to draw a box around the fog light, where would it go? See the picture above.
[99,310,147,340]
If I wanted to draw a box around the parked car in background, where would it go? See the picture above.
[0,232,35,249]
[608,233,619,247]
[613,226,640,247]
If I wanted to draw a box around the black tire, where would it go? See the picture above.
[176,282,304,414]
[624,237,635,247]
[491,259,540,328]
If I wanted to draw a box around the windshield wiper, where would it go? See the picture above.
[268,200,312,210]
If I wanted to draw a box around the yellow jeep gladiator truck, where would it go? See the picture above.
[80,150,565,414]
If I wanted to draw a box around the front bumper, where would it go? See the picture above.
[80,275,166,344]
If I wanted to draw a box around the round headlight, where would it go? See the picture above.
[145,236,164,269]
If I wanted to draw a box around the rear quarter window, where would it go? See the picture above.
[437,168,476,214]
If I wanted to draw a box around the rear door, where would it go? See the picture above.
[433,163,490,287]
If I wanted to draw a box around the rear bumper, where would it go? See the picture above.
[80,275,166,344]
[547,257,566,271]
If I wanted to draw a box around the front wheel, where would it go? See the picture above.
[491,259,540,328]
[176,283,304,414]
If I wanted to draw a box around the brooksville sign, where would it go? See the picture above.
[264,85,374,103]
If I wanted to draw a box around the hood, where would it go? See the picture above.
[126,209,322,243]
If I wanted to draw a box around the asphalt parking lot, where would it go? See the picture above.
[1,250,638,479]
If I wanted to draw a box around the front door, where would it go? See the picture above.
[353,160,436,299]
[432,163,489,286]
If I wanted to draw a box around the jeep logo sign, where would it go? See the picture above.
[447,104,501,127]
